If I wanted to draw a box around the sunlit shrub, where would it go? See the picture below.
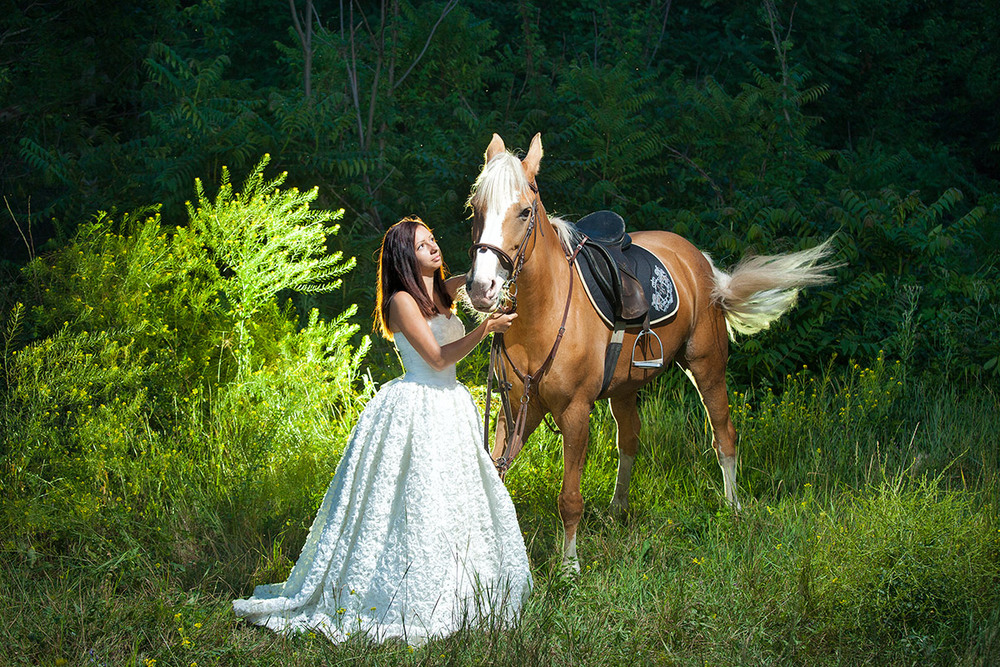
[3,324,154,540]
[0,158,368,557]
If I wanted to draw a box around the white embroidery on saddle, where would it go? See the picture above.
[650,265,676,313]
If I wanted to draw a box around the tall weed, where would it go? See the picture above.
[812,476,1000,657]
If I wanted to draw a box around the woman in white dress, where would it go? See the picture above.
[233,216,532,645]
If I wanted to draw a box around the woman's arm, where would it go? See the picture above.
[389,291,515,372]
[444,273,466,300]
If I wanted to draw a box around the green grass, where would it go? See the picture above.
[3,358,999,666]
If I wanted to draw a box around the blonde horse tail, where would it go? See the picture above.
[708,237,839,339]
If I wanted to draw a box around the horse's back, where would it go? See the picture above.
[629,229,714,290]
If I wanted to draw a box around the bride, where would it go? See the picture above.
[233,215,532,645]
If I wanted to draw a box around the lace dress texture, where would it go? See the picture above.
[232,313,532,645]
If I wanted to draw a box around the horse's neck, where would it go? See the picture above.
[521,215,569,299]
[507,217,572,360]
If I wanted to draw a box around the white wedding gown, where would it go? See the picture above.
[233,313,532,645]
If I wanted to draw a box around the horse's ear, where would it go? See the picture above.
[485,133,506,163]
[523,133,543,180]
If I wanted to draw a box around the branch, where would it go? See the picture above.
[347,8,365,149]
[289,0,305,42]
[5,196,41,303]
[763,0,795,130]
[647,0,672,66]
[763,0,793,88]
[289,0,315,97]
[392,0,459,92]
[664,145,725,206]
[364,0,386,150]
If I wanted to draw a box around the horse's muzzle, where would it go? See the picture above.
[466,284,500,312]
[465,273,501,311]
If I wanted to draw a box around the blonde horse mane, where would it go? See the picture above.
[549,216,581,254]
[468,150,582,257]
[467,152,530,213]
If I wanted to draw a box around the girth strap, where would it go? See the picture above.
[600,319,626,396]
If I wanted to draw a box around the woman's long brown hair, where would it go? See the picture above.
[374,216,453,339]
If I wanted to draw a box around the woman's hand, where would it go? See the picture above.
[484,311,517,335]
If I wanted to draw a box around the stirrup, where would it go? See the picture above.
[631,328,663,369]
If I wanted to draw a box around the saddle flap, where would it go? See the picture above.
[581,244,621,313]
[619,272,647,321]
[575,239,679,329]
[580,243,649,321]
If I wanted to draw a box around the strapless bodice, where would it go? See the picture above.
[394,313,466,386]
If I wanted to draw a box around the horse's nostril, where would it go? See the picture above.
[478,248,488,254]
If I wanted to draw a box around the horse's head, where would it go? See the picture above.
[465,132,544,312]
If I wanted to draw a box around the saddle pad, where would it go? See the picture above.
[575,241,679,328]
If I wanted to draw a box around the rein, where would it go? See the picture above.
[480,215,588,477]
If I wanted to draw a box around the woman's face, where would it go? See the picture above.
[413,224,442,276]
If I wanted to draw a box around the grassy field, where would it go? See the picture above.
[3,352,999,666]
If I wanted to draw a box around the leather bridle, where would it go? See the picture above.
[469,183,586,477]
[468,185,540,313]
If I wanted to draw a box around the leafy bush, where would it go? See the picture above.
[0,158,369,559]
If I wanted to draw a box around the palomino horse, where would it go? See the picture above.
[465,133,835,571]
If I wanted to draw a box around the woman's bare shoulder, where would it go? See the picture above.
[386,290,423,332]
[388,289,417,307]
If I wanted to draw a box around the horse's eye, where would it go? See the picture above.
[519,207,531,219]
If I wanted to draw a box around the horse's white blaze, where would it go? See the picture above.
[467,205,509,304]
[466,152,531,310]
[467,210,512,309]
[611,452,636,510]
[478,207,507,250]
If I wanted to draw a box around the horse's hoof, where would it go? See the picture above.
[561,557,581,576]
[608,502,632,525]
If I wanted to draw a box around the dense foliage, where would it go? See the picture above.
[2,0,998,383]
[2,160,369,557]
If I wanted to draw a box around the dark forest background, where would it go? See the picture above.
[2,0,999,383]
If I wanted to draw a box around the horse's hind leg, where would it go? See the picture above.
[609,392,641,512]
[681,353,741,510]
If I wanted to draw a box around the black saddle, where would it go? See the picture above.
[576,209,631,246]
[572,211,680,395]
[575,211,647,321]
[574,211,678,327]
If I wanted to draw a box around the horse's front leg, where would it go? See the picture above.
[555,401,592,573]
